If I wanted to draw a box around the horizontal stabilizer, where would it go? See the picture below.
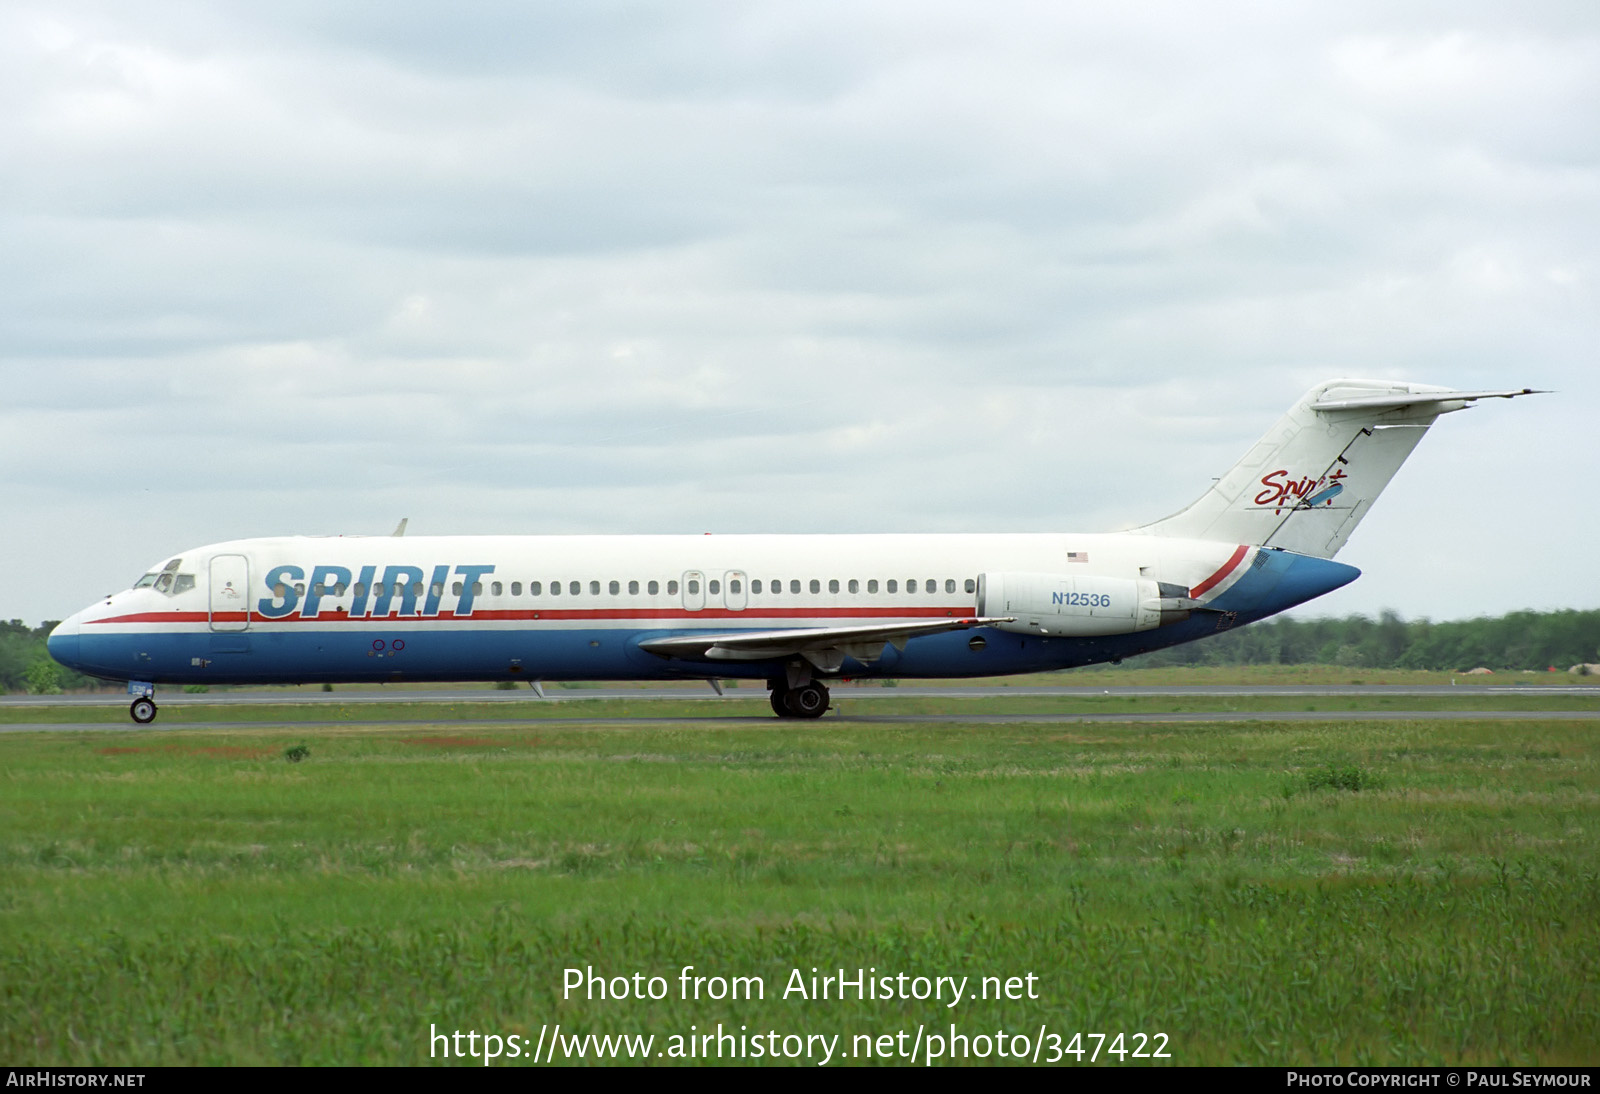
[1311,387,1545,412]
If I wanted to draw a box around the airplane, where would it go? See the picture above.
[47,379,1539,724]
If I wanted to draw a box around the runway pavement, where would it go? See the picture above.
[1,683,1595,732]
[4,683,1598,707]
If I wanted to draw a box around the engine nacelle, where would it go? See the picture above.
[977,572,1192,637]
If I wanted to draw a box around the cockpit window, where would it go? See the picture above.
[134,559,195,596]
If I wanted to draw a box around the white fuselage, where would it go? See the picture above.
[47,531,1356,688]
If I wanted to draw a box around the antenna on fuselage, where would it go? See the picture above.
[391,517,409,537]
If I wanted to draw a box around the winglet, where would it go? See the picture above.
[391,518,409,537]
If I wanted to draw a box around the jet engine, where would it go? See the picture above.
[976,572,1197,637]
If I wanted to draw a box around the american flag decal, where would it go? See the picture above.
[1067,551,1089,563]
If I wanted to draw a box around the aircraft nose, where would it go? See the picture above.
[47,617,81,670]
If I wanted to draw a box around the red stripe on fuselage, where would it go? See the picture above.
[86,612,212,625]
[85,605,978,626]
[1189,545,1250,600]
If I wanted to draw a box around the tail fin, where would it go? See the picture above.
[1138,379,1541,558]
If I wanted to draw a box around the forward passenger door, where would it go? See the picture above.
[209,555,250,632]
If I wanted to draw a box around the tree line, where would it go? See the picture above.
[5,609,1600,692]
[1,621,99,693]
[1133,609,1600,672]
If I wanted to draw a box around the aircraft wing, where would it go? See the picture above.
[638,617,1013,674]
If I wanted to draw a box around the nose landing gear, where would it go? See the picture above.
[127,682,157,724]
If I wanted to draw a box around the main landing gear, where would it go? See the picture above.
[130,695,157,724]
[769,681,830,719]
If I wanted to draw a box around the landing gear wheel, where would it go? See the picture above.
[769,688,789,717]
[783,683,830,719]
[130,697,157,724]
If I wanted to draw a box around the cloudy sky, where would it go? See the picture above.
[3,1,1594,628]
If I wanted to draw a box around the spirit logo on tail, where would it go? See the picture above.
[1254,469,1349,513]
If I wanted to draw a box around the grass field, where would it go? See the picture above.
[4,688,1598,726]
[3,713,1597,1066]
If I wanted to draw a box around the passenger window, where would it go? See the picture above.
[708,579,719,595]
[453,581,463,595]
[353,583,366,598]
[946,578,957,594]
[790,580,801,594]
[549,581,561,596]
[927,578,937,594]
[589,580,600,595]
[648,580,659,595]
[868,579,878,593]
[609,580,620,595]
[628,580,639,595]
[770,580,780,595]
[848,579,858,593]
[688,579,700,594]
[668,580,679,595]
[294,583,306,596]
[752,579,763,594]
[907,579,918,593]
[313,583,326,597]
[828,579,839,594]
[372,583,386,598]
[965,578,976,594]
[530,581,542,596]
[492,581,503,596]
[570,581,580,595]
[511,582,522,596]
[471,582,482,596]
[274,583,287,598]
[729,579,741,594]
[887,580,897,593]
